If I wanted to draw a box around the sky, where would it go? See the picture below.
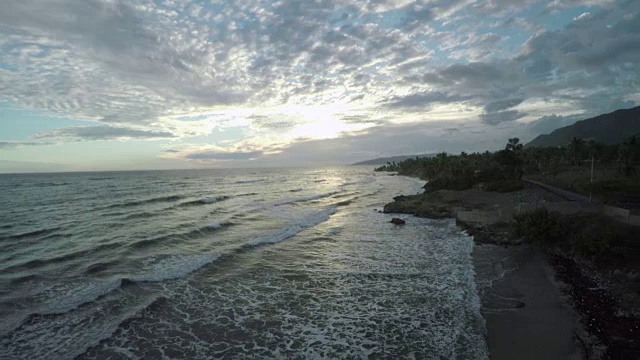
[0,0,638,172]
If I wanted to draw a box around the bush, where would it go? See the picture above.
[569,218,618,260]
[484,180,524,192]
[423,176,474,192]
[512,208,568,245]
[571,232,612,259]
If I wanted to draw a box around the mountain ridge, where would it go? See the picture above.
[527,106,640,147]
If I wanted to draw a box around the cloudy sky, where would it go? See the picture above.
[0,0,638,172]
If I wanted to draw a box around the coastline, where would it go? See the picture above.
[382,182,601,359]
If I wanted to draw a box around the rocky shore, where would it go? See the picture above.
[383,183,640,359]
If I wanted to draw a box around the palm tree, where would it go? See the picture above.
[617,136,637,177]
[505,138,523,153]
[567,137,585,165]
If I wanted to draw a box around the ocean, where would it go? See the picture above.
[0,167,487,359]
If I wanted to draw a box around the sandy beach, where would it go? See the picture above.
[473,244,586,359]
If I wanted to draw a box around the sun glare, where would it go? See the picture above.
[282,104,372,140]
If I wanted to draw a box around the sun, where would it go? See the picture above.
[280,104,362,140]
[289,117,349,139]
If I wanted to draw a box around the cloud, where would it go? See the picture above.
[34,126,176,141]
[525,113,585,135]
[382,91,473,109]
[484,98,526,113]
[0,141,46,149]
[1,0,639,168]
[480,110,527,125]
[185,151,263,161]
[547,0,616,9]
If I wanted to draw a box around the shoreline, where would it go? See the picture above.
[383,181,639,359]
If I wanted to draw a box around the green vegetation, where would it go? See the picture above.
[512,209,634,262]
[376,136,640,199]
[375,138,526,192]
[512,208,566,245]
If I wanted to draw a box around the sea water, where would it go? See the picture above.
[0,167,487,359]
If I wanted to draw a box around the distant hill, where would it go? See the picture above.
[352,154,435,166]
[527,106,640,147]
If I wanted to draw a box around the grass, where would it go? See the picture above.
[512,209,638,263]
[526,165,640,202]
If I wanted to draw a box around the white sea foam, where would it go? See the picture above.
[36,279,124,315]
[0,291,164,360]
[206,222,223,229]
[201,196,229,204]
[244,208,336,247]
[131,253,220,282]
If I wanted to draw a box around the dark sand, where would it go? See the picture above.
[473,244,585,360]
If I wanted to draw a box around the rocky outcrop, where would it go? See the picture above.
[390,218,406,225]
[382,193,457,219]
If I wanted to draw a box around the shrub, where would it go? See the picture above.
[484,179,524,192]
[512,208,568,245]
[571,232,612,259]
[423,176,474,192]
[569,218,618,260]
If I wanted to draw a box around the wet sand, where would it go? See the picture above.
[473,244,585,360]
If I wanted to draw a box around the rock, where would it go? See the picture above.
[613,269,623,277]
[390,218,406,225]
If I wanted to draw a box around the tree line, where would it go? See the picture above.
[375,136,639,192]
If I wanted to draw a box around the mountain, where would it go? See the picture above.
[527,106,640,147]
[352,154,435,166]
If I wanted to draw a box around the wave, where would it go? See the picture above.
[178,195,230,207]
[335,199,354,207]
[127,253,221,282]
[1,242,122,272]
[243,207,336,247]
[128,222,232,250]
[85,261,117,274]
[236,192,258,197]
[342,178,376,186]
[0,224,13,229]
[331,191,357,199]
[30,182,70,188]
[295,191,342,203]
[37,279,125,315]
[8,226,62,240]
[289,188,303,192]
[9,273,39,285]
[68,293,167,359]
[1,252,220,338]
[0,292,166,360]
[104,194,184,209]
[234,178,266,184]
[122,211,160,220]
[274,191,343,206]
[204,221,232,230]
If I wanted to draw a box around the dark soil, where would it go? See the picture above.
[551,255,640,360]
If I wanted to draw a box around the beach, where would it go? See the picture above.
[474,244,586,359]
[382,184,619,359]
